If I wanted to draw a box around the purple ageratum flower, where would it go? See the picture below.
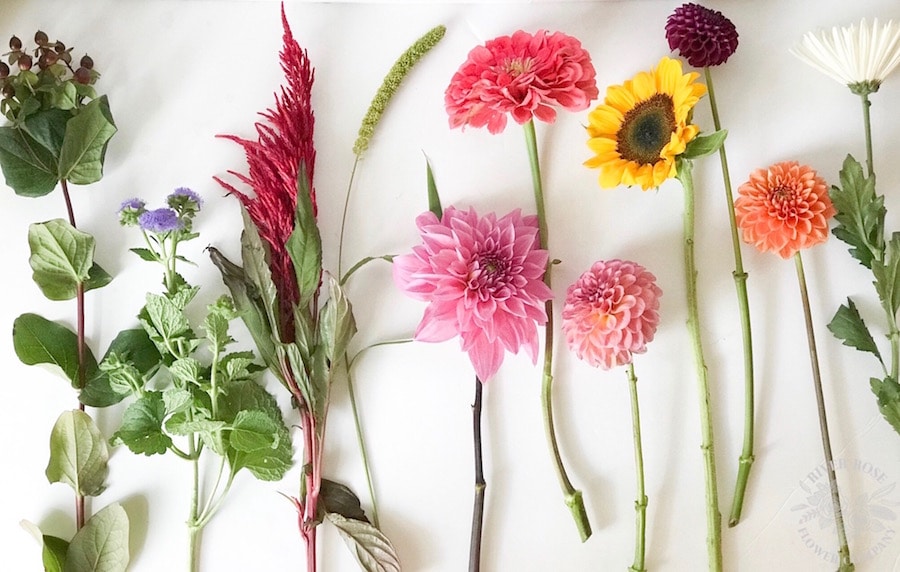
[167,187,203,210]
[138,208,183,233]
[118,197,146,226]
[665,3,739,68]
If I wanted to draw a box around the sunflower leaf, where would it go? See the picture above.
[830,154,885,270]
[680,129,727,160]
[827,297,883,365]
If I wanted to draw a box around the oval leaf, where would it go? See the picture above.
[43,534,70,572]
[681,129,727,160]
[58,96,117,185]
[46,410,109,497]
[0,125,59,197]
[64,503,129,572]
[28,219,95,301]
[326,513,400,572]
[13,312,99,388]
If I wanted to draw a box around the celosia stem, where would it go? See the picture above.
[469,376,485,572]
[793,252,855,572]
[523,119,591,542]
[626,364,647,572]
[676,160,722,572]
[704,67,757,528]
[860,92,874,177]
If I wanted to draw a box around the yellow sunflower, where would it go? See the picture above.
[585,56,707,190]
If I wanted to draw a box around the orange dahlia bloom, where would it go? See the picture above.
[734,161,835,259]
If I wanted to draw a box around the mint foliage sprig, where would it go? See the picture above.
[828,155,900,433]
[104,189,293,571]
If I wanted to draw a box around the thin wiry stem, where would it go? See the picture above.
[468,376,486,572]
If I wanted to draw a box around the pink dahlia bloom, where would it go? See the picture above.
[562,259,662,370]
[393,206,554,381]
[445,29,599,134]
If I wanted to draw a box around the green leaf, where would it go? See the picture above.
[169,357,203,387]
[230,410,280,452]
[42,534,69,572]
[318,276,357,364]
[426,157,442,219]
[141,292,197,358]
[830,154,885,269]
[85,262,113,293]
[873,233,900,317]
[162,386,193,416]
[46,410,109,497]
[286,162,322,309]
[320,478,369,522]
[50,81,78,111]
[680,129,727,160]
[325,513,401,572]
[82,329,162,407]
[0,125,59,196]
[20,108,70,158]
[827,298,883,364]
[13,313,99,388]
[112,392,172,455]
[58,95,117,185]
[129,247,158,263]
[28,219,95,300]
[219,378,283,423]
[871,377,900,435]
[64,503,129,572]
[164,415,225,437]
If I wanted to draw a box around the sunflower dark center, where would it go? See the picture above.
[617,93,677,165]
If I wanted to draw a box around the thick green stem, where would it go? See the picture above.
[861,92,874,177]
[626,364,647,572]
[188,525,201,572]
[793,253,854,572]
[704,68,757,527]
[523,119,591,541]
[469,377,486,572]
[188,435,202,572]
[677,160,722,571]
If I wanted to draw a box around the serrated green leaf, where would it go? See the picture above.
[46,410,109,497]
[228,422,292,481]
[20,108,70,159]
[169,357,202,387]
[82,328,162,407]
[320,478,369,522]
[830,154,884,269]
[13,312,99,388]
[164,415,225,437]
[873,234,900,317]
[326,513,400,572]
[141,292,197,359]
[129,247,158,263]
[871,377,900,435]
[204,310,232,354]
[286,162,322,309]
[42,534,69,572]
[58,95,116,185]
[828,298,883,364]
[162,386,193,416]
[230,410,279,452]
[112,392,171,455]
[219,378,282,422]
[64,503,129,572]
[680,129,727,160]
[0,125,59,196]
[28,219,94,301]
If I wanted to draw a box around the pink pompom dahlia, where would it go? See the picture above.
[393,206,554,381]
[734,161,835,259]
[665,3,739,68]
[445,29,598,134]
[562,259,662,370]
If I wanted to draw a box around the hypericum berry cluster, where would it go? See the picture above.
[1,31,100,120]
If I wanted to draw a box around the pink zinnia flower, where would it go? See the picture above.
[214,6,316,341]
[393,206,554,381]
[562,259,662,370]
[734,161,835,259]
[445,29,598,134]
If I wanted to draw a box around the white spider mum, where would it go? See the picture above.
[790,18,900,94]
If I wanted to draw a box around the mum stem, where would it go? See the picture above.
[523,119,591,541]
[469,377,486,572]
[793,252,854,571]
[677,160,722,571]
[861,92,874,177]
[626,364,647,572]
[704,67,757,528]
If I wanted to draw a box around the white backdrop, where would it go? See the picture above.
[2,1,900,570]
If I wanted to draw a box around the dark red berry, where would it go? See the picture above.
[0,62,8,79]
[17,54,32,71]
[2,83,14,99]
[54,41,65,53]
[74,67,91,84]
[38,51,58,69]
[9,36,21,50]
[79,54,93,70]
[34,30,48,45]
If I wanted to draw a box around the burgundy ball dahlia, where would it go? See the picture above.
[665,3,739,68]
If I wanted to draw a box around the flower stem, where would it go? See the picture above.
[345,356,380,528]
[860,92,874,177]
[626,364,647,572]
[469,376,486,572]
[523,119,591,541]
[793,252,854,572]
[188,525,201,572]
[337,155,361,278]
[704,67,757,528]
[676,160,722,571]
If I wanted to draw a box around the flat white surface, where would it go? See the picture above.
[2,1,900,570]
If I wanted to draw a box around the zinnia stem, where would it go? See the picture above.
[522,119,591,541]
[793,252,855,572]
[626,364,647,572]
[704,67,757,528]
[676,160,722,572]
[469,376,486,572]
[860,92,874,177]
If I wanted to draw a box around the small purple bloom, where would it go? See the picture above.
[167,187,203,209]
[118,198,146,212]
[139,208,183,233]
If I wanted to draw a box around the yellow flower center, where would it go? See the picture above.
[504,57,533,76]
[616,94,677,165]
